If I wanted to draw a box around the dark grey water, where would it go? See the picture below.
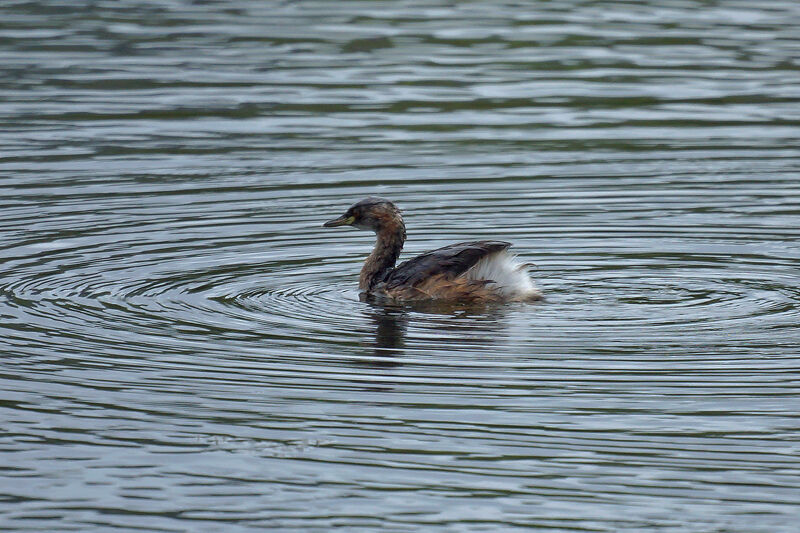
[2,0,800,531]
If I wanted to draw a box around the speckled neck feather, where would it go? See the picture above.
[360,217,406,292]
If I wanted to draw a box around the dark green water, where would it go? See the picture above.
[2,1,800,531]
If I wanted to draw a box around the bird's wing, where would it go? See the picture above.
[384,240,511,290]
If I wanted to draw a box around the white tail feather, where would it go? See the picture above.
[463,251,542,301]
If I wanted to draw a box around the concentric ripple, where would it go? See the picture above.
[2,0,800,531]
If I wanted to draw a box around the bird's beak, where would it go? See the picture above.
[323,214,355,228]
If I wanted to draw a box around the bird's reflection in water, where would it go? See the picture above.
[359,294,511,367]
[359,294,407,367]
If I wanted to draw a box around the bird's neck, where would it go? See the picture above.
[360,220,406,292]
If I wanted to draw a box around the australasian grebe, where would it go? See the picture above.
[323,197,542,302]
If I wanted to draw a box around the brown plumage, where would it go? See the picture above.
[388,272,502,302]
[323,197,542,303]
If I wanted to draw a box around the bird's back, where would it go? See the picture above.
[379,240,540,302]
[385,241,509,288]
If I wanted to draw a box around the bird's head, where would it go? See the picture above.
[323,197,404,234]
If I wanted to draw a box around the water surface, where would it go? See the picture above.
[2,0,800,531]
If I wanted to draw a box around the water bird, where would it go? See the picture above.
[323,197,542,302]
